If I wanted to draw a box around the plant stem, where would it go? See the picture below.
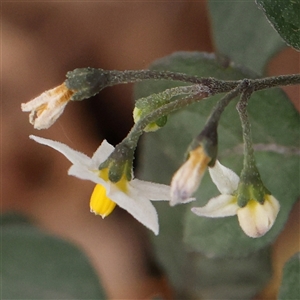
[107,69,237,90]
[252,74,300,91]
[203,80,249,129]
[236,87,256,166]
[107,71,300,91]
[114,73,300,158]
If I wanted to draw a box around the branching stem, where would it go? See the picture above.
[92,70,300,179]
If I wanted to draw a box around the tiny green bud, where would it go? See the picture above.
[133,107,167,132]
[133,85,205,132]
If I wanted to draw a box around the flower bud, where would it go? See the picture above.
[170,146,211,206]
[237,195,280,238]
[133,107,167,132]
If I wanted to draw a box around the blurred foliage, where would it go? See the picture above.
[256,0,300,51]
[1,213,107,299]
[278,252,300,300]
[207,0,286,75]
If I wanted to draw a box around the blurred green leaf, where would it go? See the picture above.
[187,248,271,299]
[146,201,194,296]
[1,213,107,299]
[256,0,300,51]
[135,52,299,260]
[207,0,286,74]
[278,252,300,300]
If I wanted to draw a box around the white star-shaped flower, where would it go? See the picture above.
[30,135,171,235]
[191,160,280,238]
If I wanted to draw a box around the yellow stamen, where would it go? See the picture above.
[90,184,117,218]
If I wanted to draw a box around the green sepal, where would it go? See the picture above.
[237,158,271,206]
[107,160,126,183]
[108,159,133,183]
[65,67,110,101]
[236,179,271,207]
[103,143,134,183]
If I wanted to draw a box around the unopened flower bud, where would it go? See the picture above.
[237,194,280,238]
[170,146,211,206]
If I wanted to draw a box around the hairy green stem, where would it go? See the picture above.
[107,69,237,90]
[252,74,300,91]
[236,87,255,166]
[204,80,250,130]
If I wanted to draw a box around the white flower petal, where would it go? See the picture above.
[68,164,109,191]
[130,179,171,201]
[92,140,115,165]
[191,194,239,217]
[21,97,43,112]
[237,203,266,238]
[108,185,159,235]
[30,135,93,167]
[264,195,280,224]
[33,102,68,130]
[209,160,240,194]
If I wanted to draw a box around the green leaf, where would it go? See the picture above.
[207,0,286,74]
[135,52,300,260]
[278,253,300,300]
[187,248,271,299]
[256,0,300,51]
[1,213,107,299]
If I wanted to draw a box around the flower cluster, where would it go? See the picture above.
[21,69,281,238]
